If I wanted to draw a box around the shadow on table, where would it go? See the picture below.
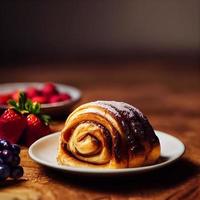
[43,158,199,194]
[0,179,26,189]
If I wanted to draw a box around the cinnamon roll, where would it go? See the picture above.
[57,101,160,169]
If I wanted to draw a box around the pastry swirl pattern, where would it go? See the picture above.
[57,101,160,168]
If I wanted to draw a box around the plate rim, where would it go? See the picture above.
[28,130,185,174]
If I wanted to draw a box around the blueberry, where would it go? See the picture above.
[0,164,10,180]
[11,144,21,155]
[10,155,20,167]
[10,166,24,179]
[0,140,11,150]
[0,158,4,164]
[2,149,13,164]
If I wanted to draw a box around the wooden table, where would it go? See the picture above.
[0,59,199,200]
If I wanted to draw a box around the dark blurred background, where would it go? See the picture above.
[0,0,199,65]
[0,2,200,198]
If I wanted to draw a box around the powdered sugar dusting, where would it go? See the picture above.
[94,101,121,118]
[93,101,144,119]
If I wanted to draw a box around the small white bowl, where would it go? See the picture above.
[0,82,81,117]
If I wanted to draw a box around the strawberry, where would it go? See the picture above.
[0,109,26,143]
[0,92,51,146]
[20,95,51,146]
[23,114,50,147]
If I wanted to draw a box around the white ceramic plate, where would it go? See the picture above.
[28,130,185,175]
[0,82,81,116]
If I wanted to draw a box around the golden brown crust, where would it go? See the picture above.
[57,101,160,169]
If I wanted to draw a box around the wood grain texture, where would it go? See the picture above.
[0,60,199,200]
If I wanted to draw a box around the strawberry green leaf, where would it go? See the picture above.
[25,100,32,111]
[40,114,51,125]
[8,100,18,108]
[32,102,41,115]
[8,91,51,125]
[18,92,27,110]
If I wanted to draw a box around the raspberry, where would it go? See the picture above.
[26,87,40,98]
[32,96,48,104]
[59,93,71,101]
[42,83,58,96]
[49,95,62,103]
